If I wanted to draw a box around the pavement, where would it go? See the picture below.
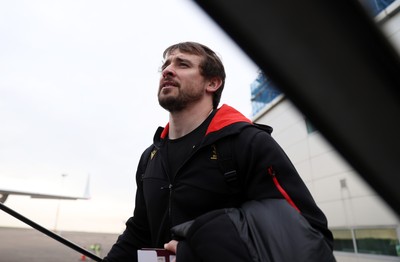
[0,227,119,262]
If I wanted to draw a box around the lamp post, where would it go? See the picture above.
[54,173,67,233]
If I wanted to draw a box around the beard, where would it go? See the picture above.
[158,86,203,113]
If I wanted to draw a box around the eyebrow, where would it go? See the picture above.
[176,57,193,65]
[161,56,195,70]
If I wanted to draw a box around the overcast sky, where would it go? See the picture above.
[0,1,259,233]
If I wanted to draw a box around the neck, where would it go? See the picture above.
[168,102,213,139]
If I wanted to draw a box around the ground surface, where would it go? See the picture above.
[0,227,119,262]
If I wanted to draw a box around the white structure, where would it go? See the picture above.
[250,2,400,261]
[252,96,399,261]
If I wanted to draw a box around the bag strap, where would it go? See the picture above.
[215,136,242,193]
[139,145,155,181]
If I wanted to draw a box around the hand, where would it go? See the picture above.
[164,240,178,262]
[164,240,178,254]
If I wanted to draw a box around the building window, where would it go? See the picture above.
[354,228,400,256]
[332,229,355,252]
[332,227,400,257]
[359,0,396,16]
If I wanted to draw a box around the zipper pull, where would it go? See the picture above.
[160,184,173,190]
[267,166,301,213]
[268,166,275,176]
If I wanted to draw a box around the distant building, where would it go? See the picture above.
[250,1,400,261]
[250,70,281,116]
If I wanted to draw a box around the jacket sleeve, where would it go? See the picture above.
[235,126,333,248]
[103,147,153,262]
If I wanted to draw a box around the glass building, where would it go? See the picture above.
[250,71,281,117]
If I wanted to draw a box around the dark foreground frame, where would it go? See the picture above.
[194,0,400,215]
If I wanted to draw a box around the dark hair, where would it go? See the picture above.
[163,42,226,109]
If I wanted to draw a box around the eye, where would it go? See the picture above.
[160,60,170,72]
[179,62,189,68]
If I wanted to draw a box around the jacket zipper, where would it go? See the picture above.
[167,184,173,219]
[164,144,202,228]
[267,166,301,213]
[160,183,174,240]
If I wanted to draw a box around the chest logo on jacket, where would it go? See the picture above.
[150,149,157,160]
[210,144,218,160]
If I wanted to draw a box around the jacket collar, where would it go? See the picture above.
[158,104,252,140]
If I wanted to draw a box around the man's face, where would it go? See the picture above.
[158,50,208,112]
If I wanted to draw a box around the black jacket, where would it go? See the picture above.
[104,104,333,261]
[172,199,335,262]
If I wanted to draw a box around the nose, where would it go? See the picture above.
[162,64,176,78]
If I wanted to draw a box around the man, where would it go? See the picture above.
[103,42,333,261]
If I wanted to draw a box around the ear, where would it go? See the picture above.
[206,77,223,93]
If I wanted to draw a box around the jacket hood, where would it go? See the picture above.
[205,104,252,135]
